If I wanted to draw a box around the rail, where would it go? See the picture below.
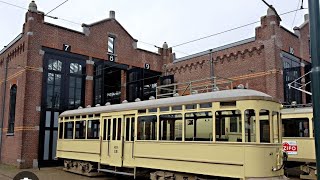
[156,76,234,99]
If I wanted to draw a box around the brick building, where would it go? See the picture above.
[0,1,311,168]
[164,8,312,105]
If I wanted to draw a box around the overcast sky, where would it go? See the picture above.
[0,0,309,58]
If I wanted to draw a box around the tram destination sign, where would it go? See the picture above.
[282,141,298,155]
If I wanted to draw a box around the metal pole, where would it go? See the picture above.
[0,58,8,161]
[308,0,320,178]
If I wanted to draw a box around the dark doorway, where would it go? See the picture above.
[39,48,86,167]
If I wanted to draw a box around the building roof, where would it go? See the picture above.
[60,89,274,117]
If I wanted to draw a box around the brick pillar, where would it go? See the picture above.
[85,58,94,106]
[120,70,127,102]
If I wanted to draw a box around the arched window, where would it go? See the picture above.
[8,84,17,133]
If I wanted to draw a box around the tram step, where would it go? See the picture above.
[98,168,134,176]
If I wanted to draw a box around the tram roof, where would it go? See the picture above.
[281,106,313,114]
[60,89,275,117]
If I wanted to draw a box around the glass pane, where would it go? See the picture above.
[137,116,157,140]
[186,112,213,141]
[87,120,100,139]
[54,112,59,128]
[131,117,135,141]
[47,73,54,84]
[45,111,51,128]
[59,123,63,139]
[76,78,82,88]
[126,118,130,141]
[200,103,212,108]
[159,114,182,141]
[75,121,86,139]
[117,118,121,140]
[245,110,256,142]
[172,106,182,111]
[282,118,309,137]
[64,122,74,139]
[43,130,50,160]
[260,110,270,143]
[185,104,196,110]
[55,74,61,85]
[69,77,75,88]
[112,118,117,140]
[216,110,242,142]
[52,130,58,159]
[107,119,111,140]
[108,36,115,53]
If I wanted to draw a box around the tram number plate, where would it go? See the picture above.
[114,146,118,153]
[283,141,298,155]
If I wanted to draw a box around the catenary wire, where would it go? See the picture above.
[172,8,307,48]
[291,0,302,29]
[46,0,69,15]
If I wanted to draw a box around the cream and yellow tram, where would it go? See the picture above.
[281,106,316,179]
[56,89,285,179]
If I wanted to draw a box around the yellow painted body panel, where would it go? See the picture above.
[281,108,315,162]
[57,140,100,162]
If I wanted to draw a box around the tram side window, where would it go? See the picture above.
[104,119,111,140]
[159,114,182,141]
[125,117,135,141]
[75,121,86,139]
[137,115,157,140]
[245,109,256,142]
[282,118,309,137]
[216,110,241,142]
[185,112,213,141]
[59,123,63,139]
[64,122,74,139]
[259,110,270,143]
[87,120,100,139]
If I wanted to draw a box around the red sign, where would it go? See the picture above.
[282,141,298,155]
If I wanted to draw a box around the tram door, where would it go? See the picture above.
[109,116,124,167]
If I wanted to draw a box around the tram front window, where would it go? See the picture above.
[259,110,270,143]
[282,118,309,137]
[245,109,256,142]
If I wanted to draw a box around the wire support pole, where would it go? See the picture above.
[308,0,320,179]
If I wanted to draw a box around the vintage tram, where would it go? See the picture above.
[281,106,316,179]
[56,89,286,179]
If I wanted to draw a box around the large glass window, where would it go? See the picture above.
[94,63,121,105]
[282,118,309,137]
[159,114,182,141]
[282,52,302,104]
[87,120,100,139]
[185,112,213,141]
[127,68,160,102]
[46,58,85,110]
[215,110,241,142]
[8,84,17,133]
[137,116,157,140]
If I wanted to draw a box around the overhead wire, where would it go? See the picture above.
[45,0,69,15]
[291,0,302,29]
[0,0,28,10]
[172,8,307,48]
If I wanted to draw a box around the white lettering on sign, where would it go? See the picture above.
[283,141,298,155]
